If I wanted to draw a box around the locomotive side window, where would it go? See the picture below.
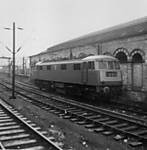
[47,65,51,70]
[39,66,43,70]
[88,61,94,70]
[61,64,67,70]
[73,63,81,70]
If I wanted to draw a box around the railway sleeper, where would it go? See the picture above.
[3,138,38,149]
[63,115,72,119]
[120,125,138,131]
[129,141,143,148]
[94,127,105,133]
[0,114,9,117]
[20,145,45,150]
[112,123,128,128]
[88,115,102,120]
[77,120,88,125]
[113,134,125,141]
[0,116,10,119]
[70,118,80,122]
[0,133,30,141]
[85,124,96,128]
[134,129,147,135]
[80,113,95,117]
[0,119,14,122]
[0,125,20,131]
[0,129,25,136]
[94,117,110,122]
[103,120,118,125]
[0,122,17,127]
[86,115,101,119]
[74,111,88,115]
[102,131,113,136]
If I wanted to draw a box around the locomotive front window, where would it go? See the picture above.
[108,61,114,69]
[98,60,120,70]
[99,61,107,69]
[108,61,120,70]
[114,61,120,69]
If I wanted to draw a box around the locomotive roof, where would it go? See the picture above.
[36,59,82,66]
[36,55,118,66]
[82,55,118,61]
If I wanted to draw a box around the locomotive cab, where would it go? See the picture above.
[82,55,122,96]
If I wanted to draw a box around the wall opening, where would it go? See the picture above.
[131,51,144,89]
[115,52,128,63]
[132,53,143,63]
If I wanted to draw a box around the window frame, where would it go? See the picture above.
[88,61,95,70]
[47,65,51,70]
[73,63,81,70]
[98,61,107,69]
[60,64,67,70]
[39,66,43,70]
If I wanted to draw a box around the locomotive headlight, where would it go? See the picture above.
[103,86,110,94]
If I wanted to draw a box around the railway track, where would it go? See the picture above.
[16,80,147,118]
[0,79,145,148]
[15,80,147,125]
[0,98,62,150]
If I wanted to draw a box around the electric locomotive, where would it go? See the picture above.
[31,55,122,99]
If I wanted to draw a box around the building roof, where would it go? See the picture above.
[31,16,147,57]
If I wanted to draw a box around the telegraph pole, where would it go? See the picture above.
[4,22,23,99]
[11,22,16,99]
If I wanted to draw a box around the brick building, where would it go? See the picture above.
[30,16,147,92]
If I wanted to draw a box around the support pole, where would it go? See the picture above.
[11,22,16,99]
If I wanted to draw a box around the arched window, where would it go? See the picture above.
[132,53,143,63]
[130,49,145,63]
[113,48,129,63]
[115,52,128,63]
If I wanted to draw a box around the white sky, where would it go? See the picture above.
[0,0,147,58]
